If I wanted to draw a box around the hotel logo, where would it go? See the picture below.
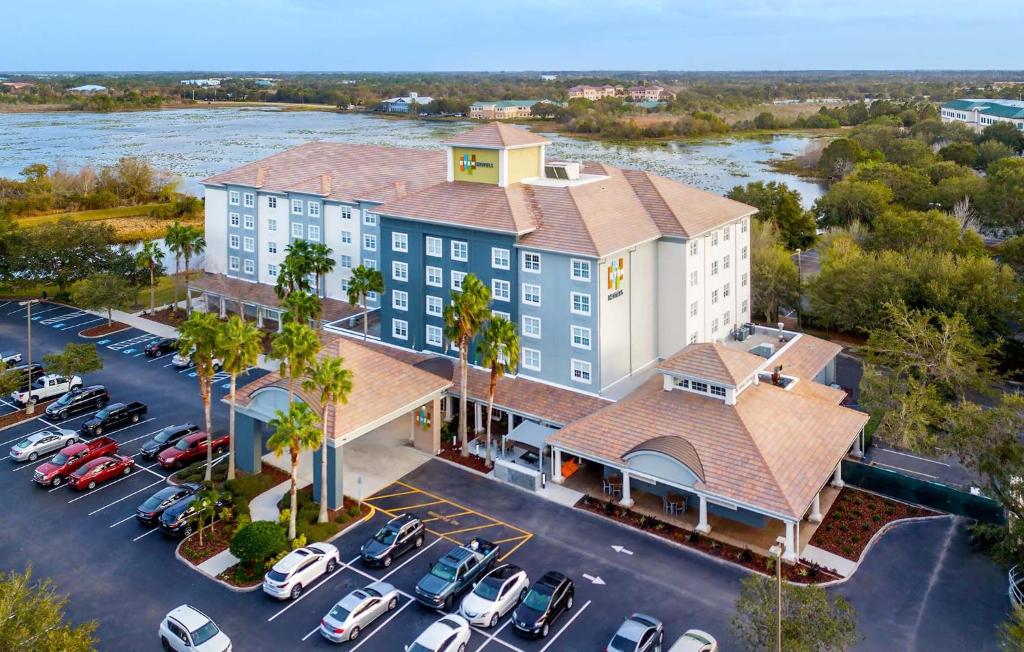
[607,257,625,299]
[459,153,477,173]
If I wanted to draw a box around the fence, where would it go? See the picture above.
[841,459,1005,525]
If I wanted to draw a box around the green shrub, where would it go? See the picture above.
[299,521,341,543]
[229,520,287,564]
[264,549,289,571]
[871,514,882,522]
[347,505,361,518]
[278,508,291,527]
[290,534,308,550]
[336,512,351,524]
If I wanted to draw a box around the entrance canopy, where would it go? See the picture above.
[507,420,558,453]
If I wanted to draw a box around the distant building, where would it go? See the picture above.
[469,100,543,120]
[181,79,222,87]
[0,81,33,94]
[540,74,557,81]
[380,92,433,113]
[567,84,620,101]
[629,85,673,102]
[67,84,107,94]
[941,99,1024,132]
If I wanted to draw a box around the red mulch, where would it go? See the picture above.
[808,487,935,562]
[438,439,493,474]
[143,306,188,329]
[0,402,55,430]
[180,521,234,566]
[260,462,291,485]
[80,321,130,337]
[577,495,842,584]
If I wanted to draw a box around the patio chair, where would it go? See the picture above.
[665,493,686,515]
[602,477,612,495]
[608,478,623,498]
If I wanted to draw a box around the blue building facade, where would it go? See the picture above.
[225,184,259,281]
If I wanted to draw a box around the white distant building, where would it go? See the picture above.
[941,99,1024,132]
[380,92,434,113]
[540,74,557,81]
[67,84,107,94]
[181,79,222,87]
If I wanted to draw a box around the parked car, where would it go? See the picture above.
[11,373,82,405]
[319,581,400,642]
[171,347,222,371]
[33,436,118,487]
[262,542,341,600]
[360,513,425,567]
[159,493,230,538]
[45,384,109,420]
[512,571,575,639]
[415,538,500,611]
[140,423,200,460]
[67,454,135,491]
[144,337,178,357]
[1,350,22,365]
[157,431,229,470]
[136,483,202,526]
[6,363,45,391]
[405,615,471,652]
[80,401,147,436]
[158,604,231,652]
[9,428,78,463]
[607,613,665,652]
[667,630,718,652]
[459,564,530,628]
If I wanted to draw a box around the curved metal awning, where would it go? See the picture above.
[624,435,706,483]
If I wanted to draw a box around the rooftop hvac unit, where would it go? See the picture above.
[545,161,581,181]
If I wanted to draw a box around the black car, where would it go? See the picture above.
[136,482,200,526]
[159,492,228,537]
[360,513,425,567]
[45,385,109,421]
[143,337,178,357]
[513,571,575,639]
[5,363,44,392]
[80,401,147,436]
[139,423,200,460]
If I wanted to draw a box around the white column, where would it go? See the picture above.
[831,463,844,489]
[852,431,864,458]
[256,306,264,328]
[808,492,822,524]
[474,402,483,433]
[783,521,797,562]
[552,448,563,483]
[619,470,633,508]
[696,495,711,534]
[219,296,226,318]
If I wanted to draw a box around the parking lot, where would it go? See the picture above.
[0,300,1011,650]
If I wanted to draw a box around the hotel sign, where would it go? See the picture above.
[459,153,495,173]
[607,257,625,300]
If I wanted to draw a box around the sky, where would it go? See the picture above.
[3,0,1023,72]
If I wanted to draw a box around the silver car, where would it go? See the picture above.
[320,581,400,643]
[9,428,78,463]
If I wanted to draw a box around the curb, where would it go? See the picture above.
[78,324,132,339]
[0,413,42,433]
[174,538,261,593]
[325,503,377,544]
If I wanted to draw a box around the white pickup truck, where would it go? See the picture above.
[12,374,83,406]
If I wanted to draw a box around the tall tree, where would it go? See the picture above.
[443,274,492,457]
[23,218,117,293]
[72,273,136,326]
[477,316,520,468]
[177,311,222,482]
[42,343,103,379]
[813,179,893,229]
[727,181,816,250]
[270,322,321,404]
[303,356,353,523]
[750,222,799,324]
[281,289,322,327]
[0,567,98,651]
[267,402,321,541]
[346,265,385,340]
[164,220,188,313]
[134,240,165,314]
[216,316,263,481]
[308,242,336,299]
[179,225,206,314]
[274,239,315,299]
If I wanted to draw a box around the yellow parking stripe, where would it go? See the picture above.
[365,489,420,501]
[394,481,531,537]
[490,534,530,545]
[500,534,532,560]
[435,522,502,537]
[422,510,473,524]
[392,499,444,511]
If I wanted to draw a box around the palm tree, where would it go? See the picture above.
[165,221,187,314]
[281,289,322,327]
[180,226,206,315]
[134,240,165,315]
[177,311,222,482]
[303,357,353,523]
[309,243,336,299]
[216,315,263,481]
[443,274,491,458]
[346,265,384,340]
[274,240,315,300]
[267,402,321,541]
[270,322,321,404]
[477,316,520,468]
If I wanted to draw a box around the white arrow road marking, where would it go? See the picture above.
[582,573,605,585]
[611,545,634,555]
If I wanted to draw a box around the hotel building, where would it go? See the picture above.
[940,99,1024,132]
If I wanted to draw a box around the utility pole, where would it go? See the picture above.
[795,248,802,330]
[19,299,39,415]
[768,535,787,652]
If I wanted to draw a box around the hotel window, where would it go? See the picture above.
[363,212,376,226]
[243,193,254,208]
[571,325,592,350]
[723,228,730,242]
[340,255,352,269]
[229,191,240,205]
[341,230,352,244]
[522,252,541,273]
[243,259,255,275]
[711,289,719,304]
[308,225,320,241]
[570,259,592,281]
[268,218,277,232]
[426,266,442,287]
[451,271,466,291]
[724,311,731,326]
[522,315,541,339]
[268,264,278,278]
[492,247,510,270]
[492,279,510,302]
[426,236,443,258]
[392,290,408,311]
[426,295,443,316]
[741,246,748,260]
[307,201,320,217]
[522,348,541,371]
[229,212,240,227]
[571,359,592,384]
[451,241,468,262]
[692,380,708,393]
[711,231,718,246]
[711,318,719,334]
[392,261,408,282]
[367,291,377,301]
[291,199,303,215]
[364,259,376,270]
[492,310,510,320]
[363,234,377,251]
[392,232,408,252]
[522,283,541,306]
[742,299,749,313]
[690,331,698,344]
[426,325,443,347]
[268,241,277,254]
[689,241,698,256]
[723,283,730,298]
[291,222,304,239]
[244,214,254,230]
[571,292,591,316]
[690,301,698,317]
[690,271,698,286]
[711,261,718,276]
[268,197,277,209]
[341,206,351,220]
[229,234,240,249]
[229,256,240,271]
[711,385,726,397]
[243,237,254,252]
[340,279,350,293]
[392,319,408,340]
[741,272,748,287]
[723,255,730,270]
[741,219,747,233]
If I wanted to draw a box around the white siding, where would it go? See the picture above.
[257,194,286,286]
[203,187,228,274]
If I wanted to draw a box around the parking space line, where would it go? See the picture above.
[132,527,161,542]
[66,462,163,503]
[422,510,473,524]
[490,535,531,546]
[12,451,60,470]
[872,461,938,480]
[435,523,503,537]
[146,352,176,363]
[109,514,138,528]
[346,599,415,650]
[393,499,444,511]
[365,489,419,501]
[379,537,442,583]
[538,599,591,652]
[87,478,166,515]
[471,626,523,652]
[268,554,365,623]
[473,618,514,652]
[874,446,952,467]
[62,316,104,329]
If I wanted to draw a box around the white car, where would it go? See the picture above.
[9,428,78,462]
[0,351,21,366]
[459,563,529,628]
[158,604,231,652]
[319,581,400,642]
[171,348,222,371]
[11,374,82,405]
[406,615,471,652]
[667,630,718,652]
[262,542,340,600]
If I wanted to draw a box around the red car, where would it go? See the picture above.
[33,437,118,487]
[157,431,229,469]
[68,455,135,491]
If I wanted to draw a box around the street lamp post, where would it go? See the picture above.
[768,535,787,652]
[795,248,802,330]
[18,299,39,415]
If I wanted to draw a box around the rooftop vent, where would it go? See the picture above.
[544,161,581,181]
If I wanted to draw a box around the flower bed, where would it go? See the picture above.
[437,435,493,474]
[143,306,188,328]
[0,400,55,430]
[576,495,842,584]
[180,521,234,566]
[807,486,935,562]
[80,321,130,337]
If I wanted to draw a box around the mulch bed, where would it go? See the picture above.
[260,462,291,486]
[143,306,188,329]
[438,438,493,474]
[180,521,234,566]
[80,321,130,337]
[0,400,55,430]
[577,495,842,584]
[807,487,936,562]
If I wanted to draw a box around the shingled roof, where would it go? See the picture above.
[441,122,551,148]
[657,343,766,386]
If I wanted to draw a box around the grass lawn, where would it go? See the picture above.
[15,203,166,227]
[0,272,192,311]
[14,204,204,244]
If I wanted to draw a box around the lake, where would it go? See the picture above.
[0,108,826,208]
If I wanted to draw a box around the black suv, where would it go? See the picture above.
[360,513,425,567]
[159,493,228,537]
[44,385,109,420]
[136,482,201,526]
[513,571,575,639]
[143,337,178,357]
[5,363,45,392]
[139,423,200,460]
